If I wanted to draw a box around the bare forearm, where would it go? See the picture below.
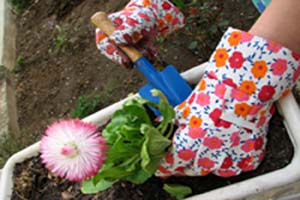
[249,0,300,54]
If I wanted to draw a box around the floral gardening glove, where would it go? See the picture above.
[156,28,300,177]
[95,0,185,68]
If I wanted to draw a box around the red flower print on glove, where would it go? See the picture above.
[229,51,244,69]
[178,149,196,161]
[292,66,300,81]
[209,108,232,128]
[198,157,215,169]
[221,157,233,169]
[203,137,223,149]
[237,157,255,171]
[258,85,275,102]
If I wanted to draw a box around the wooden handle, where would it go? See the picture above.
[91,12,143,62]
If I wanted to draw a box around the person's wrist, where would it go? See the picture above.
[248,0,300,54]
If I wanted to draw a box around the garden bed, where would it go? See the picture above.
[11,108,295,200]
[4,0,300,199]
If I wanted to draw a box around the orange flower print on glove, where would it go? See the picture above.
[189,116,202,128]
[213,48,229,67]
[251,60,268,78]
[234,103,251,118]
[228,31,241,46]
[238,80,256,95]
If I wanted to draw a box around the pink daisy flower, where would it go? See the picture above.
[40,119,107,182]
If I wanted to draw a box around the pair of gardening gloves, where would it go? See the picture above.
[96,0,300,177]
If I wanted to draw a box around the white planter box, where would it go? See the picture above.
[1,63,300,200]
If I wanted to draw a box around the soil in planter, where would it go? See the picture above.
[11,98,297,199]
[8,0,299,199]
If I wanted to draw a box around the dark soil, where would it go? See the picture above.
[12,156,174,200]
[11,108,295,200]
[14,0,258,136]
[9,0,299,199]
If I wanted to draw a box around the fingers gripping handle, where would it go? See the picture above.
[91,12,143,62]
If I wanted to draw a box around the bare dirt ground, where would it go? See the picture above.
[14,0,258,137]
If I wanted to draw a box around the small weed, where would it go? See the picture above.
[0,65,6,79]
[12,56,25,73]
[50,25,69,54]
[182,1,230,59]
[16,56,25,66]
[105,78,121,94]
[172,0,185,10]
[0,130,36,167]
[155,36,166,45]
[9,0,30,13]
[71,95,101,119]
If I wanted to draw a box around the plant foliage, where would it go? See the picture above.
[71,95,101,119]
[163,184,193,200]
[10,0,30,13]
[81,89,175,193]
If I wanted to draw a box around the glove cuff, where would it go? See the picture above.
[208,27,300,101]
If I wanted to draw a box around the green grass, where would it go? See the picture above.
[71,95,101,119]
[71,78,123,119]
[9,0,30,13]
[182,1,230,58]
[11,56,25,73]
[50,25,69,54]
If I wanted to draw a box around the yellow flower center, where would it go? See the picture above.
[61,142,79,158]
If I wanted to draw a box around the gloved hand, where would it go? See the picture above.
[156,28,300,177]
[95,0,185,68]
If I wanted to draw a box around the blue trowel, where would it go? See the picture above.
[91,12,192,107]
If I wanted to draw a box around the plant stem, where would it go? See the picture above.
[165,123,175,139]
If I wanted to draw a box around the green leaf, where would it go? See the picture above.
[123,100,152,125]
[93,165,132,184]
[124,169,152,184]
[88,89,175,193]
[151,89,175,134]
[71,95,101,118]
[163,184,193,200]
[209,24,218,34]
[141,124,170,173]
[141,124,170,155]
[218,20,230,27]
[171,0,185,10]
[81,178,115,194]
[188,41,198,50]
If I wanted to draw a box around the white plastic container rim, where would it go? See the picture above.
[1,63,300,200]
